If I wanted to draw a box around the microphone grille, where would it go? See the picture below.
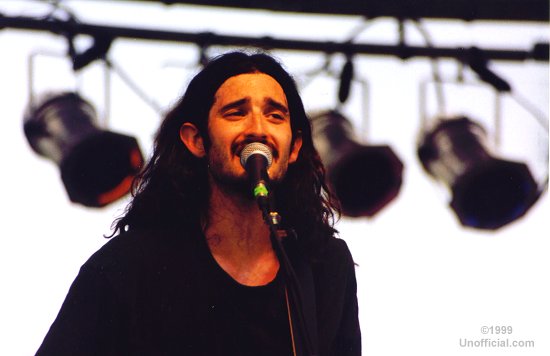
[240,142,273,168]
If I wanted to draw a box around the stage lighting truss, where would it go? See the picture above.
[12,8,547,227]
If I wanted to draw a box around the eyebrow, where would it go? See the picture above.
[264,98,289,114]
[218,97,289,115]
[219,98,249,113]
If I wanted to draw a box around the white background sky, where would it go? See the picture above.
[0,1,548,355]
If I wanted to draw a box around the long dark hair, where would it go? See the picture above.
[112,51,339,252]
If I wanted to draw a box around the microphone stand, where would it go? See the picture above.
[252,177,318,356]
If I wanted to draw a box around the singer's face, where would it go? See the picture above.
[205,73,302,187]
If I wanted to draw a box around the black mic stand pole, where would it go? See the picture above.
[250,168,318,356]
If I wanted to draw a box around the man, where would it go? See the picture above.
[36,51,361,355]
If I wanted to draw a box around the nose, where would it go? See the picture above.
[243,110,267,140]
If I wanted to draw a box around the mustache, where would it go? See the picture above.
[232,139,279,160]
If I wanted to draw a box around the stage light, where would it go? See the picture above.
[417,116,538,230]
[310,110,404,217]
[23,92,144,207]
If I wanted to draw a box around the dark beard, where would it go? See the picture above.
[209,167,255,200]
[209,165,284,202]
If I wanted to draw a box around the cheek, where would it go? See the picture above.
[207,123,231,149]
[278,130,295,157]
[209,120,241,141]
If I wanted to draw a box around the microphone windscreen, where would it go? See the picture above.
[240,142,273,168]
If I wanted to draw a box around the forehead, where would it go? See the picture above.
[213,73,288,106]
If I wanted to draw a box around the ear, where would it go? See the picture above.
[288,131,303,164]
[179,122,206,158]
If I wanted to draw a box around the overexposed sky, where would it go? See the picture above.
[0,1,548,355]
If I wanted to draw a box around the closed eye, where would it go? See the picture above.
[264,98,289,122]
[268,112,286,120]
[219,98,248,119]
[225,110,245,117]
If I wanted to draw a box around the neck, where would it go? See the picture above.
[203,176,279,286]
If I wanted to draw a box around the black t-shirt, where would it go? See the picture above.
[36,227,361,355]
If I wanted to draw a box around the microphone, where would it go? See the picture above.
[240,142,273,199]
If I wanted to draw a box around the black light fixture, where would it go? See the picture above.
[23,92,144,207]
[310,110,404,217]
[417,116,539,230]
[70,35,114,71]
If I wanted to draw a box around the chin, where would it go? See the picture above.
[211,171,251,195]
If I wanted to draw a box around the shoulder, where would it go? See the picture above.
[305,236,357,289]
[313,236,355,267]
[74,228,203,301]
[83,227,200,274]
[84,229,150,268]
[322,237,354,259]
